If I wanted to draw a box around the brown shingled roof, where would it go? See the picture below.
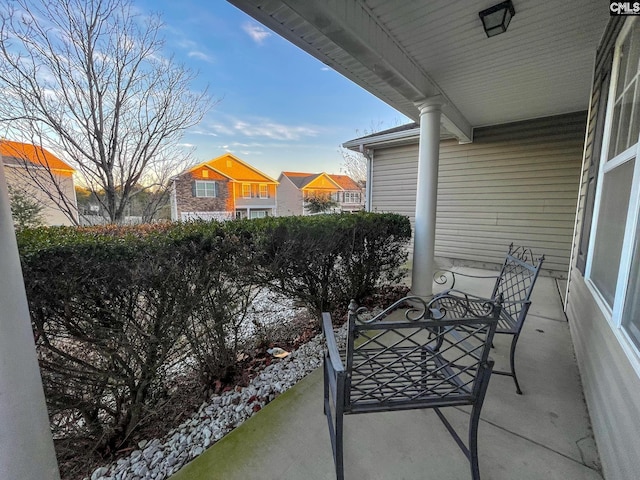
[281,171,361,190]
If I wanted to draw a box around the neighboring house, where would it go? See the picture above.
[277,171,364,216]
[171,153,278,221]
[0,139,77,226]
[230,2,638,478]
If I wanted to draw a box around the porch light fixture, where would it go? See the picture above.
[479,0,515,38]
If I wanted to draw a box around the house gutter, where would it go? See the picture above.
[343,127,421,151]
[361,145,373,212]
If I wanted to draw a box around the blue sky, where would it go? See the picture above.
[137,0,409,180]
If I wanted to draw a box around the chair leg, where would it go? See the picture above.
[468,403,482,480]
[509,334,523,395]
[324,358,346,480]
[323,363,329,415]
[335,412,344,480]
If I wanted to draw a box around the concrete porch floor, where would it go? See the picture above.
[170,270,602,480]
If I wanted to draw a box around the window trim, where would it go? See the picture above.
[249,210,267,219]
[259,184,269,199]
[585,17,640,369]
[194,180,218,198]
[242,183,252,198]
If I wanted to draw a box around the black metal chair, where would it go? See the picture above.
[322,293,501,480]
[434,243,545,394]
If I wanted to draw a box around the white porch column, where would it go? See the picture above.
[411,97,443,298]
[0,164,60,479]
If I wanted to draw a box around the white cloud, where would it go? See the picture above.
[191,129,219,137]
[321,66,330,71]
[230,141,264,148]
[210,124,234,136]
[204,115,320,141]
[188,51,214,63]
[242,22,272,45]
[233,120,319,141]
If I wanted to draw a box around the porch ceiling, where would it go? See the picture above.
[226,0,608,141]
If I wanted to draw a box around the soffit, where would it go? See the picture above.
[227,0,608,140]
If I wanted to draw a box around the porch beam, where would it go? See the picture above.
[228,0,473,143]
[0,164,60,479]
[411,96,443,298]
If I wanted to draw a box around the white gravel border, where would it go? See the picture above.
[88,313,347,480]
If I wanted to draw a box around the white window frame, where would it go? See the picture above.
[585,17,640,370]
[250,210,267,219]
[194,180,218,198]
[242,183,252,198]
[344,191,360,203]
[259,184,269,198]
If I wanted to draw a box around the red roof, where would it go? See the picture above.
[329,174,361,190]
[0,140,74,176]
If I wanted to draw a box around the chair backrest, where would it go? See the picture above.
[490,243,544,323]
[343,294,499,414]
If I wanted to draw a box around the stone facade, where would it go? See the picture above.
[172,171,232,220]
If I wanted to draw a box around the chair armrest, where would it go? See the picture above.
[433,289,499,318]
[434,269,499,291]
[322,312,345,374]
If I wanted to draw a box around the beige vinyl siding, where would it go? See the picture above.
[370,144,418,221]
[566,17,640,480]
[370,112,586,275]
[566,274,640,480]
[3,164,76,226]
[275,176,304,216]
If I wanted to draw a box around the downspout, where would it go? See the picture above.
[360,144,373,211]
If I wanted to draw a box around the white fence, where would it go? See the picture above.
[180,211,234,222]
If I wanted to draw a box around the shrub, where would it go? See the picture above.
[16,212,410,468]
[245,212,411,317]
[17,222,258,455]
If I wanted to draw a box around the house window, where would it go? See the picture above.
[242,183,252,198]
[344,191,360,203]
[194,181,218,198]
[587,18,640,352]
[259,184,269,198]
[250,210,267,219]
[622,215,640,348]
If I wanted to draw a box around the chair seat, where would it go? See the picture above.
[348,346,474,413]
[322,294,499,480]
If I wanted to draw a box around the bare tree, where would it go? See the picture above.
[0,0,213,224]
[339,120,393,185]
[339,147,367,185]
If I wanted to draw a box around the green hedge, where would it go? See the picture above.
[16,212,411,455]
[243,212,411,315]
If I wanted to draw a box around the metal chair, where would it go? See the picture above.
[434,243,545,394]
[322,293,501,480]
